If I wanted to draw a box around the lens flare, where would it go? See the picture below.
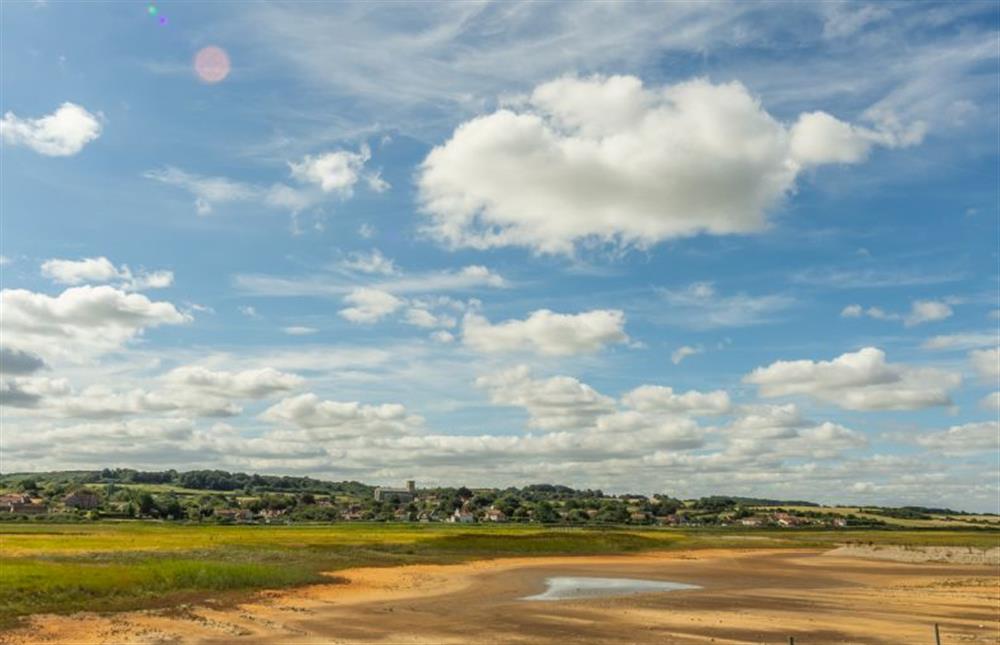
[193,46,231,84]
[147,4,157,16]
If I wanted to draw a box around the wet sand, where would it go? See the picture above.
[3,548,998,644]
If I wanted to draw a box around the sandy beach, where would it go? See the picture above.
[3,548,997,644]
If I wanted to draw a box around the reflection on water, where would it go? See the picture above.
[523,576,701,601]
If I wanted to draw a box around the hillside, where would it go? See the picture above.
[2,469,996,529]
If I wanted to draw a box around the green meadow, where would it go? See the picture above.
[2,522,996,628]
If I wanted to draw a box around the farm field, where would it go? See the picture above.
[770,505,1000,528]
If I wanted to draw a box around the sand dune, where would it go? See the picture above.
[3,549,997,644]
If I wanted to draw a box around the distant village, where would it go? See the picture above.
[2,469,981,528]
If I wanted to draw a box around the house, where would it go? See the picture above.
[261,508,287,519]
[449,508,475,523]
[629,511,651,524]
[63,489,101,509]
[740,517,763,527]
[774,512,805,527]
[374,480,417,503]
[832,518,848,528]
[0,493,46,514]
[393,507,412,521]
[215,509,253,522]
[660,514,687,526]
[484,507,507,522]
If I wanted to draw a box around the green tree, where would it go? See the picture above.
[138,492,157,517]
[161,497,183,520]
[534,501,558,523]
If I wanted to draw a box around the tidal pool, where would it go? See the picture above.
[523,576,701,601]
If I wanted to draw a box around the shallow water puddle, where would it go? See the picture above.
[522,576,701,601]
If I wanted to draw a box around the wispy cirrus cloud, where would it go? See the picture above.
[841,300,953,327]
[235,263,506,298]
[793,267,966,289]
[654,282,794,328]
[144,144,385,217]
[234,2,997,145]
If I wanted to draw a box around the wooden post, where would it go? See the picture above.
[788,637,795,645]
[934,623,941,645]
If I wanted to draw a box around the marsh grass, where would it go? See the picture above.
[1,522,995,628]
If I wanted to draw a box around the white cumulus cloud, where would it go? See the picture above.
[744,347,961,411]
[463,309,627,356]
[164,366,303,399]
[41,257,173,291]
[969,347,999,381]
[904,300,953,327]
[260,392,421,437]
[339,288,404,324]
[1,102,102,156]
[417,75,920,254]
[622,385,731,416]
[979,392,1000,411]
[1,286,191,361]
[915,421,998,456]
[671,345,702,364]
[476,366,616,432]
[288,144,389,196]
[339,249,398,275]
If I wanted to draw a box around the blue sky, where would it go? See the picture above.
[1,1,997,510]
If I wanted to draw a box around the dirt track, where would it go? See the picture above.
[4,549,998,644]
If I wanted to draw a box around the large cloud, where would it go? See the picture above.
[463,309,627,356]
[1,102,102,156]
[744,347,961,411]
[1,286,191,361]
[417,75,919,254]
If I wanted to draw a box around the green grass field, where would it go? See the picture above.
[1,522,996,628]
